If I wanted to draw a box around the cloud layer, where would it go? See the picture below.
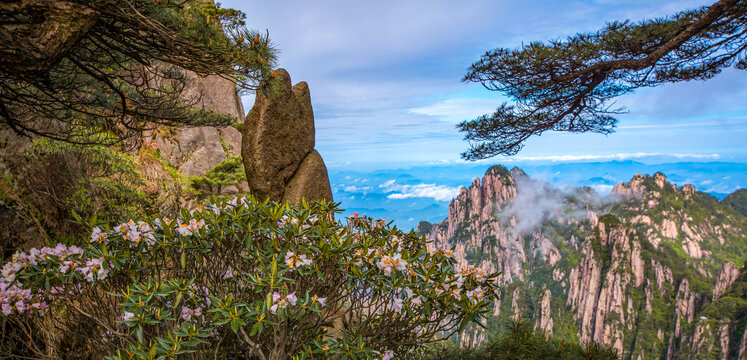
[379,180,460,202]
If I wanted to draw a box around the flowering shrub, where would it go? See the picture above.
[0,197,499,359]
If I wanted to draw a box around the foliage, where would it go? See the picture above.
[723,189,747,217]
[459,0,747,158]
[0,0,277,145]
[190,155,247,197]
[425,319,619,360]
[0,197,499,359]
[30,137,155,226]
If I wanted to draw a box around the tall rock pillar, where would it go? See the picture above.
[241,69,333,204]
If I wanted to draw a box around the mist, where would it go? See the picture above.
[497,173,623,235]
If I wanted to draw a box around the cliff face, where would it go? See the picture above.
[420,166,747,359]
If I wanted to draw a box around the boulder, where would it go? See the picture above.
[282,150,333,204]
[153,74,245,178]
[219,126,242,157]
[242,69,316,201]
[181,72,245,122]
[175,127,227,177]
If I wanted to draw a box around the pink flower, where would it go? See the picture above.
[286,292,298,306]
[181,306,194,321]
[90,227,107,243]
[382,350,394,360]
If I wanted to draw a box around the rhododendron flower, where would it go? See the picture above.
[79,258,109,282]
[176,219,205,237]
[312,295,327,307]
[122,311,135,321]
[392,298,403,312]
[90,227,107,243]
[467,287,485,301]
[15,300,26,313]
[284,251,312,268]
[286,292,298,306]
[382,350,394,360]
[210,204,221,215]
[223,267,238,279]
[181,306,202,321]
[411,296,423,306]
[270,292,297,314]
[377,253,407,275]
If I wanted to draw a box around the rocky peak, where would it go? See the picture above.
[422,165,747,358]
[713,262,740,301]
[653,172,668,189]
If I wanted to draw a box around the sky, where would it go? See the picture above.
[220,0,746,229]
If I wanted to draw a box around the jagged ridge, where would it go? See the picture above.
[419,166,747,359]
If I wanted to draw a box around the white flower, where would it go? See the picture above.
[392,298,403,312]
[90,227,107,243]
[176,223,192,237]
[467,287,485,301]
[122,311,135,321]
[411,296,423,306]
[377,253,408,276]
[312,295,327,307]
[285,251,312,268]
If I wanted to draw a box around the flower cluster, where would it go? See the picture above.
[270,292,298,314]
[0,197,499,360]
[176,218,207,237]
[1,244,84,316]
[284,251,312,269]
[181,305,204,321]
[376,253,408,276]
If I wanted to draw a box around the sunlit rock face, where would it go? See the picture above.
[418,168,747,358]
[241,69,332,204]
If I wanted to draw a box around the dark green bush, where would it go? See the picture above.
[426,319,619,360]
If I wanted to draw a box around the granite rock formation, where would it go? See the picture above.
[419,166,747,358]
[241,69,332,204]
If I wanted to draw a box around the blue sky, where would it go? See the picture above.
[221,0,746,229]
[222,0,747,165]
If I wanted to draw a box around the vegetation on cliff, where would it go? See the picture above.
[427,319,618,360]
[0,0,276,145]
[423,168,747,358]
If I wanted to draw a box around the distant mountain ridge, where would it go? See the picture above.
[418,165,747,359]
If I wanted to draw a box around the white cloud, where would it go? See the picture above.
[506,153,720,162]
[344,185,371,192]
[592,184,615,194]
[409,98,498,123]
[424,152,721,165]
[379,180,460,202]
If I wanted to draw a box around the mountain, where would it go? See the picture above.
[723,189,747,217]
[418,165,747,359]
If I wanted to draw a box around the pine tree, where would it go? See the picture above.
[459,0,746,159]
[0,0,277,145]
